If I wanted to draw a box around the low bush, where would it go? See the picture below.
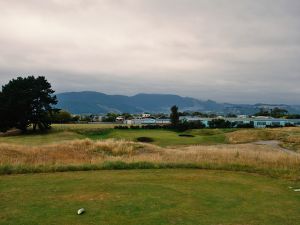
[114,126,129,129]
[209,119,233,129]
[141,125,167,129]
[285,123,296,127]
[130,125,140,129]
[171,121,205,132]
[266,125,283,128]
[236,123,255,128]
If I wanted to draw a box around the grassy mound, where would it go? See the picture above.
[1,139,300,179]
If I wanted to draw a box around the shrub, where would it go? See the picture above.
[266,124,283,128]
[285,123,296,127]
[114,126,129,129]
[130,125,140,129]
[236,123,254,128]
[141,125,166,129]
[175,120,205,132]
[208,119,233,128]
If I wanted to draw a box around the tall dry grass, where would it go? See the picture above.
[284,135,300,144]
[0,139,156,165]
[161,144,300,171]
[1,138,300,179]
[226,129,286,144]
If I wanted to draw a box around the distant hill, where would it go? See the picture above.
[56,91,300,115]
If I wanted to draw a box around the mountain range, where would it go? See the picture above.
[56,91,300,115]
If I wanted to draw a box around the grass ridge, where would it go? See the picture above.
[1,161,299,180]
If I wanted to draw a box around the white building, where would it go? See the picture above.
[124,118,171,125]
[116,116,125,122]
[142,113,151,118]
[180,116,300,128]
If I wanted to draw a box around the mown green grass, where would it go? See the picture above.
[52,123,116,131]
[1,169,300,225]
[87,129,229,147]
[1,125,300,148]
[44,125,236,147]
[0,126,231,147]
[0,131,84,146]
[0,124,114,146]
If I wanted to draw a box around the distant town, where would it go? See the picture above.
[53,108,300,129]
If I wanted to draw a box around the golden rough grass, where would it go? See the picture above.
[0,139,154,165]
[1,139,300,174]
[162,144,300,170]
[226,127,300,144]
[284,135,300,143]
[226,129,285,144]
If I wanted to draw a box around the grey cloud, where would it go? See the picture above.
[0,0,299,104]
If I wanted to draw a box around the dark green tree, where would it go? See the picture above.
[102,112,119,122]
[287,114,300,119]
[0,92,11,132]
[79,115,92,122]
[254,107,289,118]
[51,110,73,123]
[121,113,133,120]
[226,113,237,118]
[170,105,180,127]
[270,108,288,118]
[254,108,270,117]
[0,76,57,132]
[208,119,232,129]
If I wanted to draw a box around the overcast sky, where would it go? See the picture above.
[0,0,299,104]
